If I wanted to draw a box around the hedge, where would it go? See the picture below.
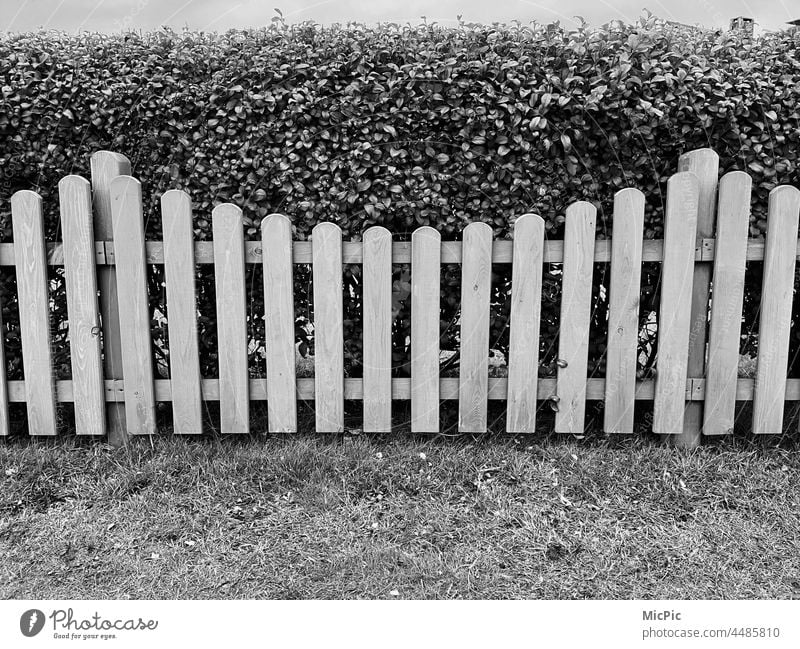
[1,16,799,400]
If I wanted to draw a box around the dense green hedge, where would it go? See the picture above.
[1,17,799,398]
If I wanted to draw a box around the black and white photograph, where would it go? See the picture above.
[1,0,799,645]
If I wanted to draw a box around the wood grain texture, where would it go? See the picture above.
[458,222,493,432]
[59,175,105,436]
[410,226,441,432]
[11,191,58,436]
[312,223,344,432]
[555,202,597,434]
[753,186,800,434]
[677,148,719,446]
[0,286,8,435]
[506,214,544,433]
[703,172,751,435]
[90,151,131,446]
[212,204,249,434]
[362,226,392,432]
[261,213,297,433]
[162,190,203,434]
[7,375,757,403]
[604,189,645,434]
[99,237,762,267]
[653,172,700,435]
[110,176,156,435]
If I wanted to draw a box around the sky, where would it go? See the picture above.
[3,0,799,33]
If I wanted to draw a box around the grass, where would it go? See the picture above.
[1,432,800,599]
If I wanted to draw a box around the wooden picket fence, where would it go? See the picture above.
[1,147,799,443]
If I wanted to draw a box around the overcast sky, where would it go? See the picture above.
[4,0,799,33]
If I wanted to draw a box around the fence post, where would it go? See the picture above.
[673,148,719,447]
[90,151,131,447]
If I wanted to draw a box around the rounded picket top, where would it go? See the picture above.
[613,186,645,205]
[109,176,143,227]
[260,212,291,232]
[666,169,699,194]
[10,191,43,241]
[311,221,342,245]
[612,188,645,231]
[211,204,241,233]
[363,225,391,245]
[768,183,800,203]
[58,176,93,236]
[161,188,191,213]
[678,147,719,172]
[462,221,493,246]
[565,200,597,223]
[90,150,132,174]
[109,174,141,199]
[10,189,43,212]
[57,174,90,192]
[411,226,441,259]
[513,213,545,236]
[766,185,800,228]
[411,225,441,240]
[463,220,493,233]
[719,170,752,188]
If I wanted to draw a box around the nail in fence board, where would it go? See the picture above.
[312,223,344,432]
[410,227,441,432]
[753,186,800,434]
[11,191,58,435]
[59,176,105,436]
[212,204,249,434]
[363,226,393,432]
[604,189,645,434]
[110,177,156,435]
[703,172,751,435]
[653,172,700,434]
[677,148,720,446]
[555,202,597,434]
[162,190,203,434]
[90,151,132,445]
[262,214,297,433]
[506,214,544,433]
[458,222,493,433]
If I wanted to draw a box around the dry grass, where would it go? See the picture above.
[1,432,799,599]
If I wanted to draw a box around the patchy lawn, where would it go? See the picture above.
[1,433,799,599]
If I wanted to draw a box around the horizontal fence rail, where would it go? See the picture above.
[0,239,797,266]
[2,148,800,441]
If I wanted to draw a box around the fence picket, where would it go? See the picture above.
[59,176,105,436]
[555,202,597,434]
[90,151,131,446]
[0,293,7,435]
[604,189,645,434]
[677,148,720,447]
[411,226,441,432]
[506,214,544,433]
[753,186,800,434]
[162,190,203,434]
[11,191,57,436]
[703,172,751,435]
[363,226,392,432]
[458,222,493,432]
[653,172,700,434]
[312,223,344,432]
[212,204,249,434]
[262,214,297,433]
[110,176,156,435]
